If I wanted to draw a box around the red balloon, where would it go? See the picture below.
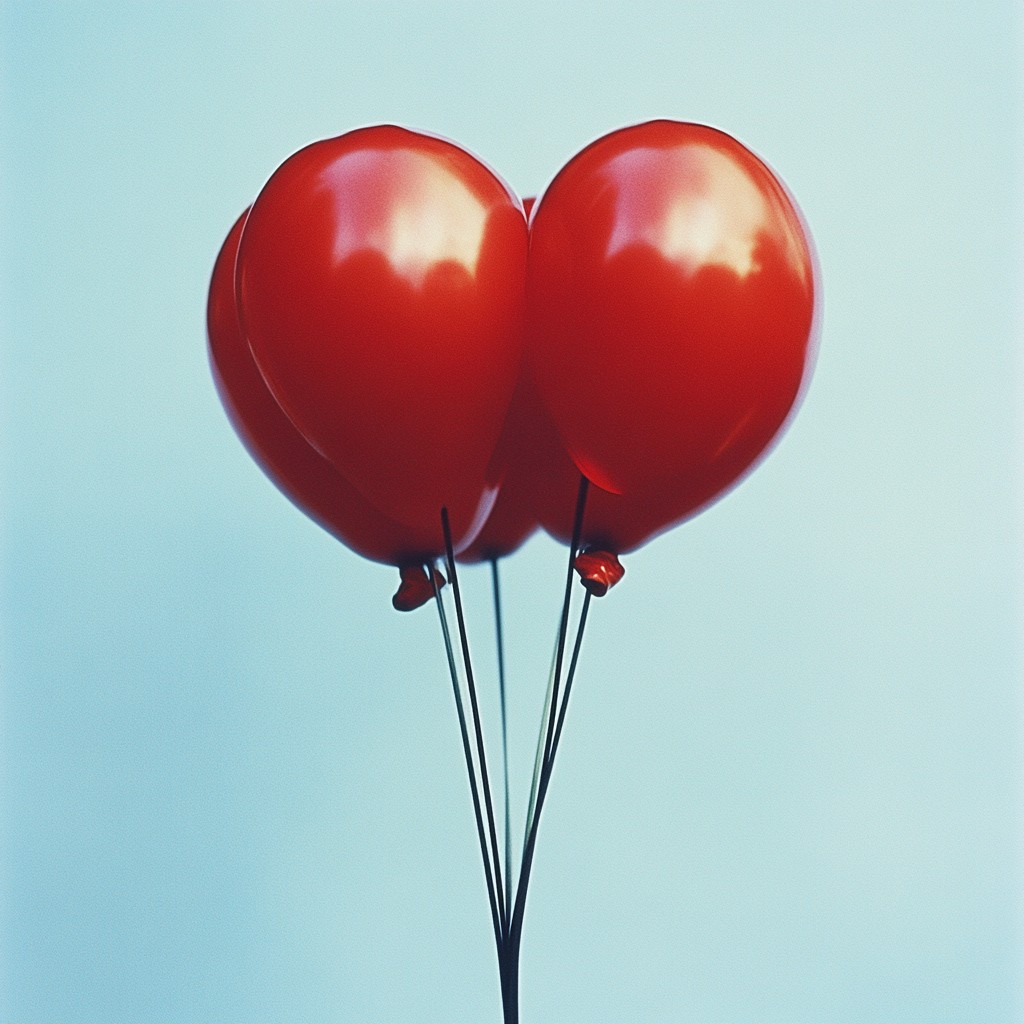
[527,120,818,508]
[236,125,528,550]
[208,209,446,567]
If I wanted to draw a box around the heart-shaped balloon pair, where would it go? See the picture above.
[208,121,818,585]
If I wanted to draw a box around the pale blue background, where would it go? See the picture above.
[2,2,1021,1022]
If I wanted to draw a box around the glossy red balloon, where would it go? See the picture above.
[208,210,447,566]
[237,126,528,549]
[527,120,818,506]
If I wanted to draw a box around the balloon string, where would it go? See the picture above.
[542,474,590,767]
[490,558,513,926]
[508,586,593,970]
[548,590,591,768]
[429,566,503,955]
[441,508,508,942]
[506,474,591,992]
[523,627,559,861]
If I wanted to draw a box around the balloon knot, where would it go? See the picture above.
[573,549,624,597]
[392,564,446,611]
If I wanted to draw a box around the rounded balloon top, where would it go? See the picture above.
[528,119,818,498]
[237,125,528,547]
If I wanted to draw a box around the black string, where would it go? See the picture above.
[440,509,508,942]
[505,474,591,1006]
[549,589,592,767]
[542,475,590,766]
[491,557,513,925]
[429,566,503,954]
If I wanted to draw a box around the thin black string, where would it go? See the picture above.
[523,627,559,861]
[440,508,508,942]
[507,589,593,976]
[542,474,590,766]
[429,566,503,954]
[491,557,513,925]
[506,474,590,994]
[548,589,591,769]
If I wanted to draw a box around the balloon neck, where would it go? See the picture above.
[392,564,446,611]
[573,549,624,597]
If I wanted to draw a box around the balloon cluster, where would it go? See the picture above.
[208,120,818,1022]
[209,121,817,601]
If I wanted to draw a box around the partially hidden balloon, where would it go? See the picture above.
[494,374,687,556]
[457,198,546,565]
[527,120,818,513]
[455,371,683,576]
[237,125,528,551]
[455,378,550,564]
[208,209,450,571]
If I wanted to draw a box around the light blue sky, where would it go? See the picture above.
[2,2,1021,1022]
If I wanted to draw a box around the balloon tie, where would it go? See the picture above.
[392,564,446,611]
[573,549,625,597]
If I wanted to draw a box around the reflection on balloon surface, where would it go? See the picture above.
[318,149,489,284]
